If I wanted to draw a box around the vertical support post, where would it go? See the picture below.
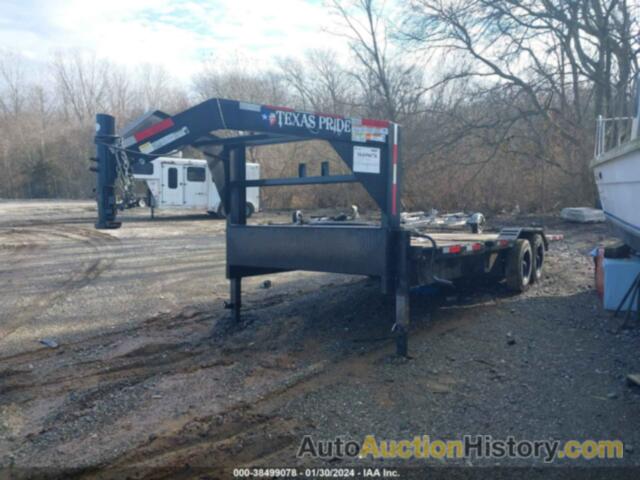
[228,146,247,225]
[384,124,410,355]
[395,229,410,356]
[387,123,401,229]
[95,114,120,229]
[382,123,401,294]
[227,146,247,322]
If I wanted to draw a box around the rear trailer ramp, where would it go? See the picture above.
[93,98,546,356]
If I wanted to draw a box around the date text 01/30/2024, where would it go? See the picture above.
[232,467,400,478]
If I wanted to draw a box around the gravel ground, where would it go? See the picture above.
[1,201,639,479]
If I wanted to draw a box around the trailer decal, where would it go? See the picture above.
[139,127,189,154]
[362,118,390,128]
[351,118,388,143]
[134,118,175,143]
[262,108,351,135]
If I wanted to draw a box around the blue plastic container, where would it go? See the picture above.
[603,255,640,311]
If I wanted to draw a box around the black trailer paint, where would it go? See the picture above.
[94,98,546,355]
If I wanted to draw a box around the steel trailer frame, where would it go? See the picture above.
[94,97,545,356]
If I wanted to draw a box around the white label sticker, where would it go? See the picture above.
[353,146,380,174]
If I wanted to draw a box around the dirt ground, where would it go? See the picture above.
[1,200,640,479]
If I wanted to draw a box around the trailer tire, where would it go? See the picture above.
[246,202,255,218]
[531,234,544,283]
[505,239,533,292]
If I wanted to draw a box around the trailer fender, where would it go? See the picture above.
[498,227,548,250]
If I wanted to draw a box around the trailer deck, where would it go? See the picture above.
[93,97,546,355]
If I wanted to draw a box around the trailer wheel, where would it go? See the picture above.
[246,202,255,218]
[505,239,533,292]
[531,234,544,283]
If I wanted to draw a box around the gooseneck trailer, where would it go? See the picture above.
[94,97,547,356]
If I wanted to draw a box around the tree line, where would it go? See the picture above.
[0,0,637,213]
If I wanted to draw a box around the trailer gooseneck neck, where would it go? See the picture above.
[94,97,546,356]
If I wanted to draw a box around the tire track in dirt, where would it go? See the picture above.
[0,229,48,271]
[1,272,398,476]
[0,225,118,342]
[2,265,421,476]
[84,307,490,478]
[95,410,300,480]
[0,308,217,398]
[0,299,330,477]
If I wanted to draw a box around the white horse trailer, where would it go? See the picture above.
[132,157,260,217]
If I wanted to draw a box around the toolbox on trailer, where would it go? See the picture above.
[93,97,547,355]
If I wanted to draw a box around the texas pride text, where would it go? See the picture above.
[266,110,352,135]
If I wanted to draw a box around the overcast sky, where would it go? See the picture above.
[1,0,346,80]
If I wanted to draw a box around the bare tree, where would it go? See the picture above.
[51,50,110,124]
[0,50,29,196]
[399,0,638,206]
[278,49,356,114]
[193,60,287,106]
[0,51,27,118]
[328,0,428,121]
[402,0,638,128]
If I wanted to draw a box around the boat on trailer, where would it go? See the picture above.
[591,85,640,252]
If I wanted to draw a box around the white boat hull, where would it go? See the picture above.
[592,138,640,252]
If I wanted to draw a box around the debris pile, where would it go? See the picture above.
[560,207,605,223]
[292,205,360,225]
[401,210,486,233]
